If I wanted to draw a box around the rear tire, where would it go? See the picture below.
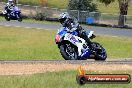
[59,43,78,60]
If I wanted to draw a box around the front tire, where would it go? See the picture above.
[92,42,107,61]
[59,43,78,60]
[5,14,10,21]
[18,15,22,22]
[18,18,22,22]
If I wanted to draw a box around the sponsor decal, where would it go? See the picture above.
[81,50,89,57]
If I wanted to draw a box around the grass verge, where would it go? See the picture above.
[0,16,59,24]
[0,26,131,60]
[0,70,131,88]
[19,0,68,9]
[1,0,132,15]
[2,0,132,15]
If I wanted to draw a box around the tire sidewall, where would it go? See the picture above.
[5,14,10,21]
[17,14,22,22]
[18,17,22,22]
[59,43,78,60]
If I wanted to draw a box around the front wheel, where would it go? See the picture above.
[59,43,78,60]
[18,16,22,22]
[92,42,107,61]
[5,14,10,21]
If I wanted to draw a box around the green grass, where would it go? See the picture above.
[19,0,68,9]
[0,26,132,60]
[0,16,59,24]
[46,0,68,9]
[23,19,59,24]
[0,26,61,60]
[0,70,131,88]
[1,0,132,15]
[94,35,132,58]
[97,1,132,15]
[17,0,132,15]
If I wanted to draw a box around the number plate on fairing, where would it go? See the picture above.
[66,34,79,43]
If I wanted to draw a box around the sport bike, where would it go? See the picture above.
[55,27,107,60]
[2,6,22,22]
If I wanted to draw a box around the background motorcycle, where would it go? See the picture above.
[2,6,22,22]
[55,27,107,60]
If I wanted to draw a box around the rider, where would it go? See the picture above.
[4,0,15,16]
[59,12,92,48]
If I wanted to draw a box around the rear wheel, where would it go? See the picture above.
[60,43,78,60]
[92,42,107,61]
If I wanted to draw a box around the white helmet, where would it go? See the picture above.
[59,12,70,19]
[8,0,13,3]
[59,12,70,24]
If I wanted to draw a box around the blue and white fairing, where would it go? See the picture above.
[56,27,94,58]
[58,27,93,58]
[64,32,90,58]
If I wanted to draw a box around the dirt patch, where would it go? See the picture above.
[0,63,132,75]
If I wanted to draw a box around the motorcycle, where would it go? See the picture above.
[2,6,22,22]
[55,27,107,60]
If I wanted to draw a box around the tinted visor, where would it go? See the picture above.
[59,18,66,24]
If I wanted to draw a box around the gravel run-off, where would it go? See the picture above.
[0,63,132,75]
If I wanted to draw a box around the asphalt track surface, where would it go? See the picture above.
[0,20,132,38]
[0,20,132,63]
[0,59,132,64]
